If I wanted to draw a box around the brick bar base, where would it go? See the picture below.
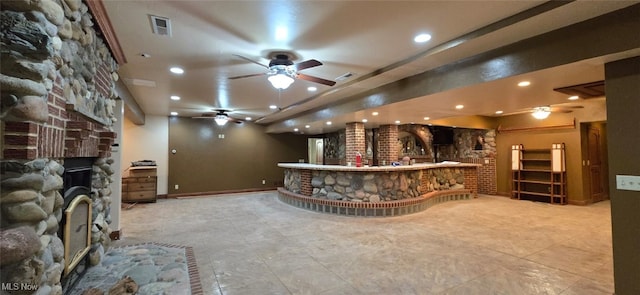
[278,187,473,217]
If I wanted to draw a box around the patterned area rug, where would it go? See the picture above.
[69,243,202,295]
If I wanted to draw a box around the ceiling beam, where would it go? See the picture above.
[259,0,574,124]
[265,4,640,133]
[116,80,145,125]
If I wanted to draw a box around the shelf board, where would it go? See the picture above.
[521,158,551,162]
[519,179,552,184]
[520,169,552,172]
[518,191,552,197]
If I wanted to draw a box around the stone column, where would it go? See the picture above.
[345,122,365,165]
[378,124,398,165]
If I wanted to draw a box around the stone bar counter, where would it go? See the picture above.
[277,162,480,217]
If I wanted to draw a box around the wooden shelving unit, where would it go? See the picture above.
[511,144,567,204]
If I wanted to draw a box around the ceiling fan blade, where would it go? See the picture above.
[296,73,336,86]
[295,59,322,71]
[228,73,266,80]
[551,105,584,113]
[192,111,226,119]
[232,54,269,69]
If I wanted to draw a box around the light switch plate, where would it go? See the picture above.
[616,175,640,191]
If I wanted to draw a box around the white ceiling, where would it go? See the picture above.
[103,0,639,134]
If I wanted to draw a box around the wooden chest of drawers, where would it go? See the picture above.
[122,167,157,203]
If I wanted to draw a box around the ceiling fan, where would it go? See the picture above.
[500,104,584,119]
[229,53,336,89]
[192,110,244,126]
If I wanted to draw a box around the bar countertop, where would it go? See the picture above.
[278,162,479,172]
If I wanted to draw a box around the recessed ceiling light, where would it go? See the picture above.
[169,67,184,74]
[305,125,310,128]
[414,33,432,43]
[307,86,317,92]
[326,121,332,125]
[518,81,531,87]
[395,120,401,124]
[269,105,278,110]
[372,111,379,116]
[245,117,252,121]
[170,112,178,116]
[362,119,368,123]
[568,95,580,100]
[495,110,504,114]
[455,104,464,109]
[293,128,299,132]
[170,95,180,101]
[423,116,430,120]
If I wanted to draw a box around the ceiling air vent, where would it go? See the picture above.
[150,15,172,37]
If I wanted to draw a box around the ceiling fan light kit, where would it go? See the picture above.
[214,114,229,126]
[230,52,335,90]
[532,106,551,120]
[268,71,295,89]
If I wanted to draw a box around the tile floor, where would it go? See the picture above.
[114,192,614,295]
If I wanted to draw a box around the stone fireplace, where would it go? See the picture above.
[0,156,116,294]
[1,1,120,294]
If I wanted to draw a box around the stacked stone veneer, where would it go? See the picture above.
[1,0,119,294]
[1,159,66,295]
[283,166,474,203]
[323,131,345,165]
[89,158,115,264]
[0,157,115,294]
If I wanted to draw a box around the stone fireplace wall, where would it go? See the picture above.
[1,159,66,295]
[1,0,119,293]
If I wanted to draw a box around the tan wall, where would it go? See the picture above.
[167,117,307,195]
[495,112,583,202]
[495,99,607,204]
[122,115,169,195]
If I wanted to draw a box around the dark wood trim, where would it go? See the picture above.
[495,192,512,197]
[497,119,575,134]
[86,0,127,64]
[569,199,590,206]
[109,229,121,241]
[157,194,168,199]
[168,188,277,199]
